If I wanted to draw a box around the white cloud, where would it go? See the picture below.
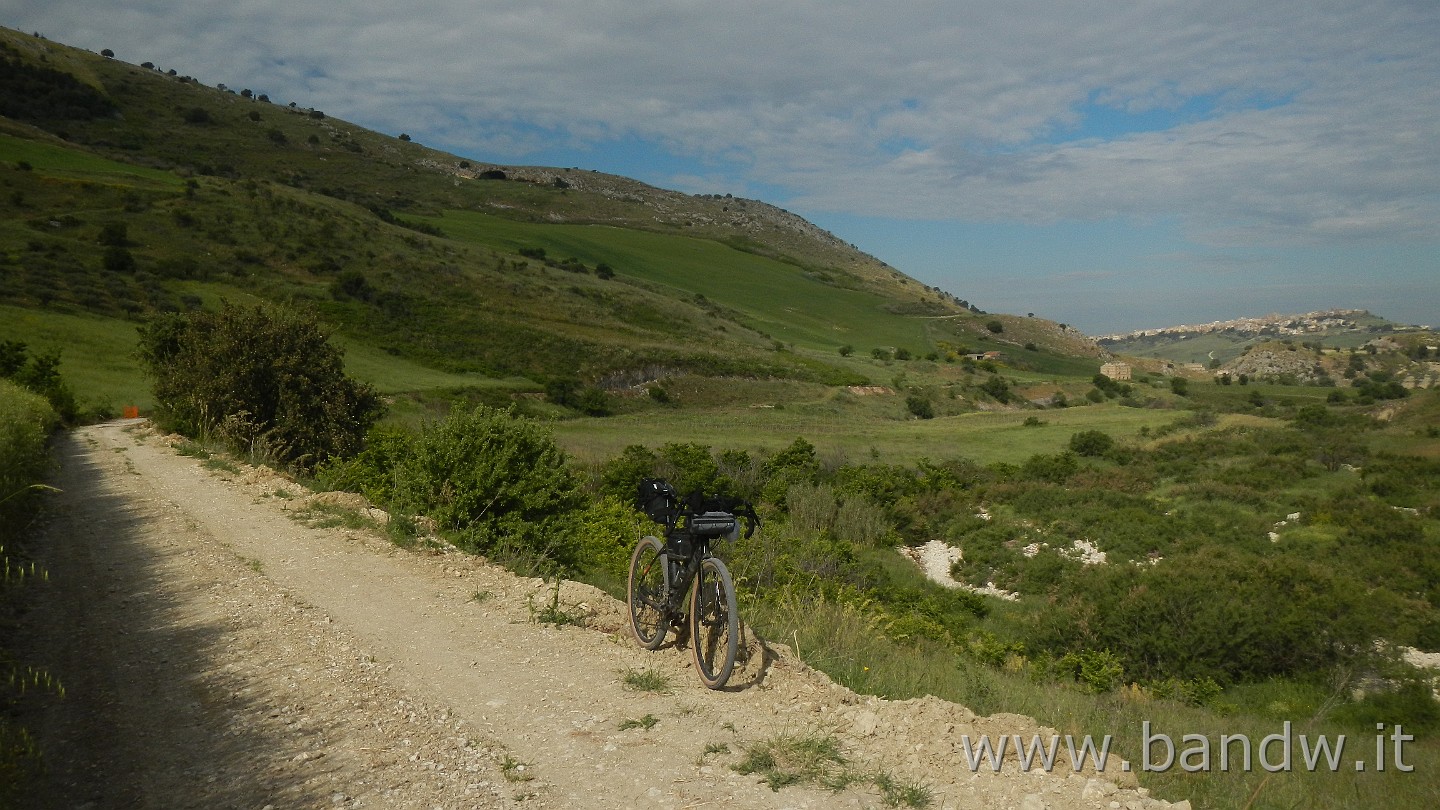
[9,0,1439,250]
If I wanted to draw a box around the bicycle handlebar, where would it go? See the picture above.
[639,478,759,539]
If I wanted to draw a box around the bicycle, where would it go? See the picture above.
[627,478,759,689]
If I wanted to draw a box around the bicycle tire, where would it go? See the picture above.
[627,535,668,650]
[689,556,739,688]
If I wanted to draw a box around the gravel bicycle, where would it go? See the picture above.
[627,479,759,689]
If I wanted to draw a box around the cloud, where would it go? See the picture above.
[10,0,1439,252]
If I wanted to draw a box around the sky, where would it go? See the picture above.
[5,1,1438,335]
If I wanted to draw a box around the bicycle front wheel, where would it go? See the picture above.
[627,535,668,650]
[689,556,739,688]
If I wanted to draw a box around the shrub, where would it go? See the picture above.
[0,380,57,801]
[102,246,136,274]
[1069,430,1114,457]
[597,444,658,501]
[97,221,128,247]
[137,302,380,471]
[313,426,415,505]
[1020,451,1079,484]
[573,495,643,579]
[0,379,56,534]
[905,394,933,419]
[1055,649,1126,694]
[392,405,585,570]
[653,442,719,494]
[760,438,820,506]
[979,375,1011,403]
[1031,551,1396,683]
[986,320,1004,334]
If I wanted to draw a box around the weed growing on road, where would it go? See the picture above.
[872,770,934,808]
[175,440,211,459]
[620,667,672,694]
[528,579,588,628]
[296,502,371,531]
[203,457,241,476]
[500,754,534,782]
[733,732,931,808]
[734,733,850,791]
[384,512,419,548]
[618,714,660,731]
[470,589,493,604]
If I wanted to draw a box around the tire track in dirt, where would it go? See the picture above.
[18,421,1189,809]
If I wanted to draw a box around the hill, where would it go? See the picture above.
[0,26,1106,416]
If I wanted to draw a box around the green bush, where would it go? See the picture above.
[656,442,720,494]
[572,495,644,580]
[1030,551,1398,684]
[596,444,658,501]
[978,375,1011,403]
[393,405,585,570]
[137,302,381,471]
[905,394,934,419]
[1068,429,1114,457]
[0,344,77,425]
[313,426,416,504]
[0,380,56,539]
[1054,649,1126,694]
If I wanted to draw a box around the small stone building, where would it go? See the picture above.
[1099,361,1132,381]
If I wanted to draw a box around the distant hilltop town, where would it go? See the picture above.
[1097,309,1384,343]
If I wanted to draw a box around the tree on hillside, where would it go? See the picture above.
[137,302,380,471]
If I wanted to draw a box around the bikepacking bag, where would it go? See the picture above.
[637,478,677,524]
[689,511,738,539]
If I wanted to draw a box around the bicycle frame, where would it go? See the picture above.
[658,533,714,616]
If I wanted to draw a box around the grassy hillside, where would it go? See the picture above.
[0,25,1111,416]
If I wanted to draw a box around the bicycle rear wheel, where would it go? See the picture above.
[689,556,739,688]
[627,535,668,649]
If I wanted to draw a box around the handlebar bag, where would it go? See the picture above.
[689,511,737,538]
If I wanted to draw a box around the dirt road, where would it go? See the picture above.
[16,421,1187,809]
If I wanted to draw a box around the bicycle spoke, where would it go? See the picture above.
[690,557,738,688]
[627,537,668,650]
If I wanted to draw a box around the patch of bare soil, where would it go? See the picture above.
[13,421,1190,809]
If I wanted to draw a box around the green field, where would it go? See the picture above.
[0,132,183,187]
[0,304,148,411]
[419,210,936,354]
[553,390,1185,466]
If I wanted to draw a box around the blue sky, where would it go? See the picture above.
[7,1,1437,334]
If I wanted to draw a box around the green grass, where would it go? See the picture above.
[0,132,183,188]
[0,305,148,411]
[417,210,936,354]
[619,667,673,694]
[500,754,535,782]
[618,713,660,731]
[332,336,532,395]
[732,731,932,807]
[553,398,1180,467]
